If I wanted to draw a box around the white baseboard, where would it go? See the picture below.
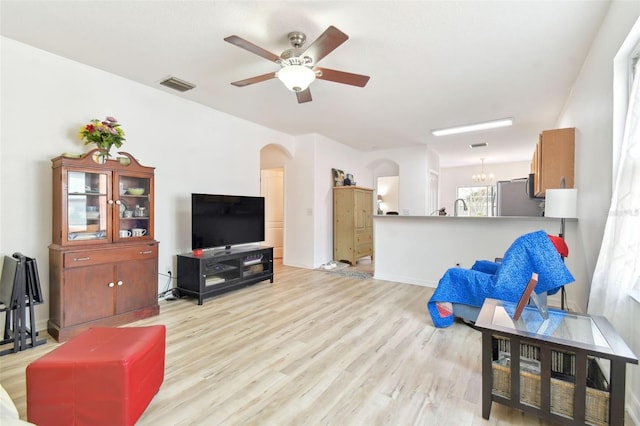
[372,272,437,288]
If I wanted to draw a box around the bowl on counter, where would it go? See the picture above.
[127,188,145,195]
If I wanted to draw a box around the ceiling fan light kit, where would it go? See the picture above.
[225,25,370,103]
[432,117,513,137]
[277,64,316,92]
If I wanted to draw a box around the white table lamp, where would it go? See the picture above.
[544,188,577,310]
[545,188,578,238]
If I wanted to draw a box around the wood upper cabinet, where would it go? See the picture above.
[530,127,575,197]
[333,186,374,265]
[49,150,159,341]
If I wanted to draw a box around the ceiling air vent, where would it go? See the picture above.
[469,142,488,148]
[159,76,196,92]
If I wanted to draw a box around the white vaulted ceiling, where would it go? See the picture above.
[1,1,611,167]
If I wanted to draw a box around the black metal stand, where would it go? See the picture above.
[557,176,569,311]
[559,217,568,310]
[0,252,46,356]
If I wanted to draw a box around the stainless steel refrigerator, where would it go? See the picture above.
[496,178,543,216]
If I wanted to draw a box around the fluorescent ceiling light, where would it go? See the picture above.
[432,118,513,136]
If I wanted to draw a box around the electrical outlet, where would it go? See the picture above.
[165,267,172,275]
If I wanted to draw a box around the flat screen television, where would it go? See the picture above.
[191,193,265,250]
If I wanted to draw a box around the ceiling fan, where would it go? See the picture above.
[224,26,370,103]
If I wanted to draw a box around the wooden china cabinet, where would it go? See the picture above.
[48,150,159,342]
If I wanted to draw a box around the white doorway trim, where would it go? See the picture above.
[261,168,284,259]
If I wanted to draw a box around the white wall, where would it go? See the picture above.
[278,136,314,268]
[260,133,370,269]
[313,134,373,267]
[1,37,294,328]
[365,146,434,216]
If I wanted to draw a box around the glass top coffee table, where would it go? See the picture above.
[476,298,637,425]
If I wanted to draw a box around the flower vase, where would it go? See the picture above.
[92,147,112,164]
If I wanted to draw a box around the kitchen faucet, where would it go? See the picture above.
[454,198,468,216]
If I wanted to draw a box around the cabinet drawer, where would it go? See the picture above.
[357,231,372,244]
[64,245,158,268]
[356,245,373,258]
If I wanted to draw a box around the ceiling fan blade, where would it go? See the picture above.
[302,26,348,64]
[224,35,281,63]
[296,89,312,103]
[315,67,370,87]
[230,72,276,87]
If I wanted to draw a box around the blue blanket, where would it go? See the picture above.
[427,230,575,327]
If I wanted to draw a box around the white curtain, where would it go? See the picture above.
[588,61,640,340]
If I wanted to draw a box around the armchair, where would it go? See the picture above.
[427,230,574,328]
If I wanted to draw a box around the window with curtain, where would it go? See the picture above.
[588,31,640,346]
[630,44,639,88]
[628,41,639,304]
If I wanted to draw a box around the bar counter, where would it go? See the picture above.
[372,214,586,310]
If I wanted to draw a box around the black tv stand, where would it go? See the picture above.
[176,246,273,305]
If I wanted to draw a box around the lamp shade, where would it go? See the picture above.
[277,65,316,92]
[545,189,578,218]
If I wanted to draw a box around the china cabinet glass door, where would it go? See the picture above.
[67,170,109,242]
[115,173,152,242]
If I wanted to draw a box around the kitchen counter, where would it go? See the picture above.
[375,214,551,220]
[372,214,586,311]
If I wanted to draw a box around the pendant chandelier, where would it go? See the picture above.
[472,158,494,182]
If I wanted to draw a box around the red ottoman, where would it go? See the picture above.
[26,325,165,426]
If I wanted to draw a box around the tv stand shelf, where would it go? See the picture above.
[176,246,273,305]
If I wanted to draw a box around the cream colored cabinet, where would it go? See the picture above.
[530,127,575,197]
[333,186,374,264]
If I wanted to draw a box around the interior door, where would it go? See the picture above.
[260,168,284,259]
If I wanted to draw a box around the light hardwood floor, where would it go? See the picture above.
[1,263,561,425]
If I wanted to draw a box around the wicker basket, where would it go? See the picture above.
[492,362,610,425]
